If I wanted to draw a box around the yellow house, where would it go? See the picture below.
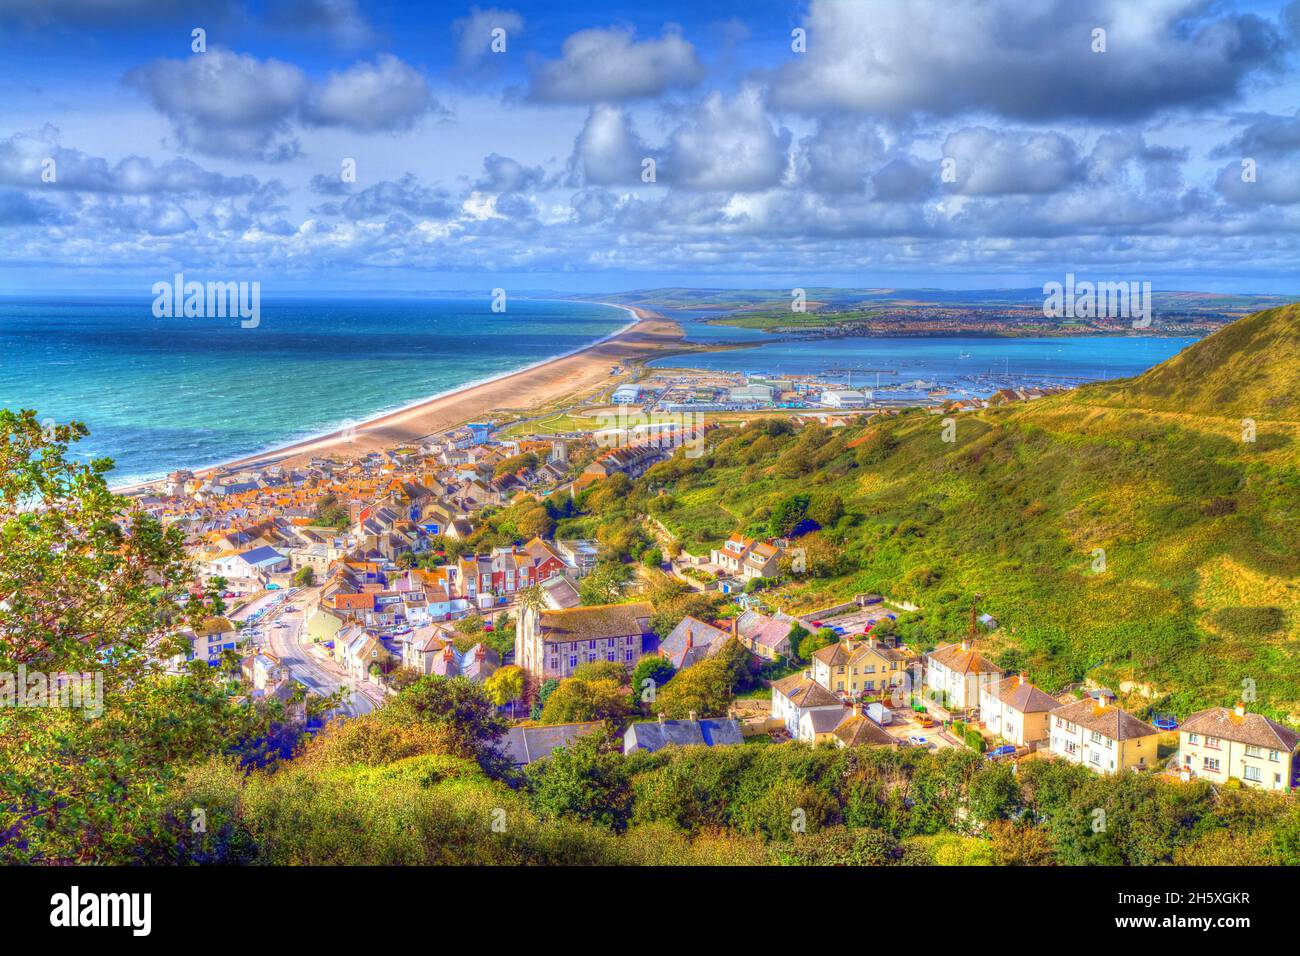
[1048,698,1159,773]
[811,639,914,697]
[1177,705,1300,791]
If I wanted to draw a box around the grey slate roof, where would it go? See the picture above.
[623,718,745,754]
[501,722,604,765]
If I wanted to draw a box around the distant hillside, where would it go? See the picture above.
[602,303,1300,719]
[1081,303,1300,420]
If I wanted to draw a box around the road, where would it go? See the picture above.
[233,587,383,719]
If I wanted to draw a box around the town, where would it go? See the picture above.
[126,394,1300,792]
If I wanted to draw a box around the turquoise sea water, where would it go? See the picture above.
[656,320,1198,396]
[0,296,631,486]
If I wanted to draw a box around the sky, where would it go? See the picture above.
[1,0,1299,295]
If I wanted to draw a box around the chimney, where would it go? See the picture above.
[1018,672,1026,686]
[688,710,697,722]
[730,618,738,637]
[803,669,812,680]
[657,712,665,726]
[961,639,970,651]
[1234,702,1246,718]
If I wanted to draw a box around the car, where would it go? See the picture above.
[908,735,929,747]
[916,715,935,728]
[988,745,1017,759]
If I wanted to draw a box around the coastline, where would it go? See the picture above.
[115,303,685,493]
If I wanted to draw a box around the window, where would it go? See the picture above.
[1246,745,1262,758]
[1205,736,1221,750]
[568,655,577,669]
[1187,733,1199,744]
[1090,731,1103,745]
[1244,766,1262,782]
[1203,757,1220,772]
[1269,750,1280,762]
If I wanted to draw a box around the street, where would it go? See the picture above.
[232,587,383,719]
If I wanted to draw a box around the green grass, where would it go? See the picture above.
[624,307,1300,718]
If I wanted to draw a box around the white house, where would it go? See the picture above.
[771,670,844,741]
[924,640,1002,712]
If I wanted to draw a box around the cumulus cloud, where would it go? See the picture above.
[1216,160,1300,205]
[770,0,1288,121]
[568,105,655,186]
[941,128,1084,196]
[871,158,935,203]
[124,48,308,161]
[664,87,790,191]
[474,153,546,193]
[529,25,704,102]
[125,48,438,161]
[326,174,457,220]
[793,118,887,194]
[1211,109,1300,159]
[452,6,524,69]
[306,54,442,131]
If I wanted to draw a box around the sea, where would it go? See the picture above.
[0,296,633,487]
[0,296,1199,488]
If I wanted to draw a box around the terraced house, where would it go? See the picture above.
[1177,705,1300,791]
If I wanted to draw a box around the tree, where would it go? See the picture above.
[0,410,273,863]
[631,656,676,708]
[641,548,663,569]
[538,676,632,725]
[578,562,630,605]
[531,678,560,720]
[769,494,811,537]
[516,584,546,617]
[387,675,507,770]
[292,565,315,587]
[484,665,525,718]
[797,627,837,663]
[394,551,416,569]
[525,731,632,831]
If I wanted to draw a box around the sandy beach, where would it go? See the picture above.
[153,305,687,484]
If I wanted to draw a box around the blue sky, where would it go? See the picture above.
[2,0,1300,294]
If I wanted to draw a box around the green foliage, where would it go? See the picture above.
[538,674,632,725]
[631,655,676,705]
[797,627,837,663]
[578,562,632,605]
[0,410,276,864]
[292,565,315,587]
[525,732,633,832]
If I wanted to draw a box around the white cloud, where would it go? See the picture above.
[529,26,704,102]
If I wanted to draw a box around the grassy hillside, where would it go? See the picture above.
[1086,303,1300,420]
[614,304,1300,718]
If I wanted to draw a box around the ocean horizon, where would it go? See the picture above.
[0,296,632,487]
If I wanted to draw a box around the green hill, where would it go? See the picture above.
[1087,303,1300,420]
[592,303,1300,718]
